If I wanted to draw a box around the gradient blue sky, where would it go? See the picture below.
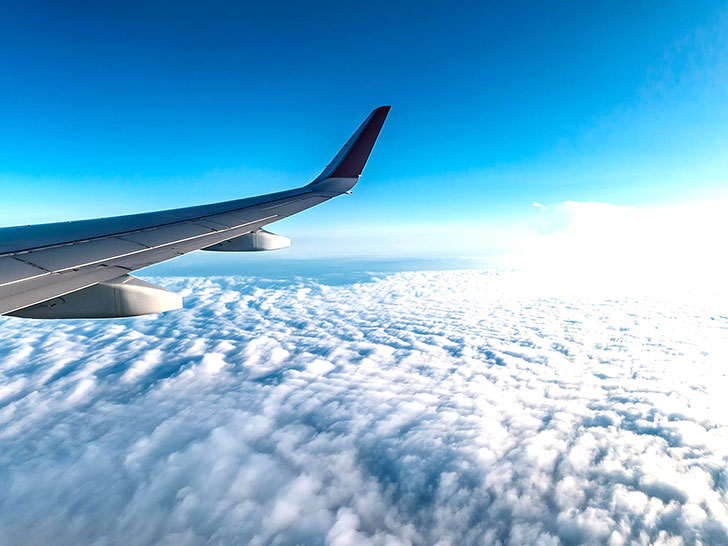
[1,1,726,268]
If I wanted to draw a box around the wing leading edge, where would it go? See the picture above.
[0,106,390,318]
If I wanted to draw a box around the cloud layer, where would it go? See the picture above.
[0,271,727,545]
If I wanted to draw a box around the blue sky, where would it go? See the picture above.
[1,1,726,268]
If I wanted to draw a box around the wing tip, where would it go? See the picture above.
[311,106,391,185]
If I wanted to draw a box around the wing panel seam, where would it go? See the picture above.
[25,214,278,275]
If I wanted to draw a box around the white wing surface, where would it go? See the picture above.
[0,106,390,318]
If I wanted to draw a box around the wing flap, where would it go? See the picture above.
[0,257,49,285]
[117,223,219,248]
[0,265,130,315]
[15,237,148,273]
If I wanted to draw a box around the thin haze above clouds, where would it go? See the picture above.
[150,197,728,293]
[1,271,727,545]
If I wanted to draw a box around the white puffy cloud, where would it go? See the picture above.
[0,270,727,545]
[503,198,728,294]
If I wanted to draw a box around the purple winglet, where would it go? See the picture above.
[311,106,391,184]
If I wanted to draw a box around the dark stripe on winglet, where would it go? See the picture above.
[312,106,391,182]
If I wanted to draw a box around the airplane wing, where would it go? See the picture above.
[0,106,390,319]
